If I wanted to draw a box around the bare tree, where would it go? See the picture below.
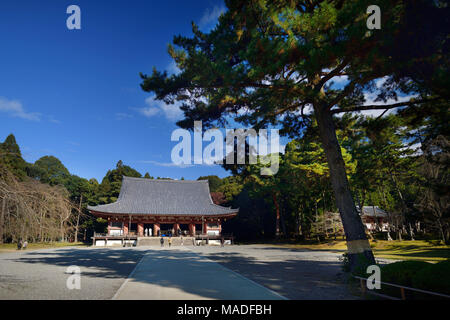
[417,136,450,244]
[0,166,75,243]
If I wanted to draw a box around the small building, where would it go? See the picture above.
[87,176,238,246]
[359,206,389,232]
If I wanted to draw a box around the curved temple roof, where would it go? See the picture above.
[359,206,388,217]
[87,176,238,216]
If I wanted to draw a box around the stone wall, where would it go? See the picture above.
[137,237,196,246]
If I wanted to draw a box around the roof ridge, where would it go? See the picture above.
[122,176,207,183]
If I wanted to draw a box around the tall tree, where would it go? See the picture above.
[141,1,448,269]
[0,134,28,180]
[29,156,70,186]
[98,160,142,204]
[197,175,223,192]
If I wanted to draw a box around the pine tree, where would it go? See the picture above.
[140,0,447,270]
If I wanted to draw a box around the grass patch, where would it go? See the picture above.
[370,240,450,262]
[270,240,450,262]
[0,242,87,252]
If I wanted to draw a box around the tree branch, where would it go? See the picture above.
[318,59,349,88]
[330,98,440,114]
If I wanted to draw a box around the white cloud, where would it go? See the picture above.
[330,75,349,87]
[0,96,41,121]
[135,96,183,121]
[359,92,416,118]
[67,141,80,146]
[47,115,61,124]
[352,77,417,118]
[167,60,180,75]
[199,5,226,28]
[115,112,134,120]
[138,160,193,168]
[402,142,422,156]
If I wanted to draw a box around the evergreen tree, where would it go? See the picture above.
[29,156,70,186]
[141,0,447,269]
[0,134,28,179]
[197,175,223,192]
[98,160,142,204]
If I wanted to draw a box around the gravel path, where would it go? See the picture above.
[0,244,357,300]
[189,244,358,300]
[0,247,146,299]
[114,247,286,300]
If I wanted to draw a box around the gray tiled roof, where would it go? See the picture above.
[360,206,388,217]
[87,176,238,216]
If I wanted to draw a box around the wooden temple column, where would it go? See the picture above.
[203,221,208,235]
[123,222,129,235]
[173,223,179,235]
[137,223,144,236]
[189,223,196,236]
[153,223,160,237]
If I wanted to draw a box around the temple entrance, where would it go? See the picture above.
[160,224,173,236]
[130,223,137,235]
[143,223,154,236]
[179,224,189,236]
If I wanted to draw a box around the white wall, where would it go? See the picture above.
[109,229,123,236]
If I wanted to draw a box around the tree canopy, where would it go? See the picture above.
[140,0,448,269]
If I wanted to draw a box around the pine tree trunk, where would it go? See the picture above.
[314,103,375,271]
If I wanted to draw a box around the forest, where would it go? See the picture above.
[0,106,448,245]
[0,1,448,259]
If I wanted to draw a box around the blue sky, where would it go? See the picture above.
[0,0,235,181]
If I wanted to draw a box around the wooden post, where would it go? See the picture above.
[123,221,129,235]
[173,223,179,236]
[137,223,144,236]
[400,287,406,300]
[128,215,131,245]
[360,279,366,297]
[189,223,196,237]
[154,223,160,237]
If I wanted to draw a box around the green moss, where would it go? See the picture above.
[379,261,431,298]
[412,260,450,296]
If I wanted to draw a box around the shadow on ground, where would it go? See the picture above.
[4,246,357,300]
[8,248,146,279]
[192,247,357,300]
[116,249,285,300]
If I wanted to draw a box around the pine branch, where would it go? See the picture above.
[330,98,441,114]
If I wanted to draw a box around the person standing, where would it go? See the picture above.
[168,237,172,248]
[160,237,164,247]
